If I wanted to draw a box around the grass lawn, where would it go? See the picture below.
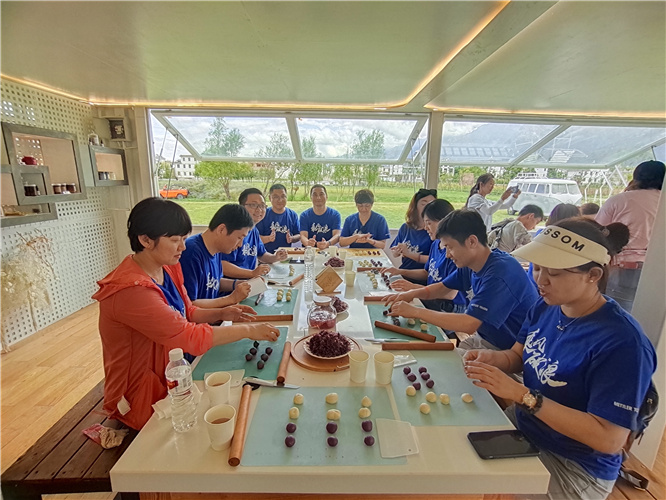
[176,189,517,229]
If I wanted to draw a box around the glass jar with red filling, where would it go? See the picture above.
[307,296,337,330]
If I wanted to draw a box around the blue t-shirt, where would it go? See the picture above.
[426,240,467,306]
[155,271,186,318]
[516,297,656,480]
[391,224,431,270]
[299,207,341,242]
[341,211,391,248]
[255,207,300,253]
[442,249,538,349]
[180,234,223,301]
[220,226,266,270]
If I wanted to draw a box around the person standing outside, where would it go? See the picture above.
[488,204,544,253]
[221,188,288,279]
[256,183,301,253]
[339,189,390,249]
[180,203,255,309]
[389,188,437,271]
[466,173,519,231]
[596,160,665,312]
[299,184,341,250]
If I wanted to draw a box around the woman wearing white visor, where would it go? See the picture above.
[463,217,656,500]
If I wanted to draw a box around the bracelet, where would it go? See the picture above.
[232,279,237,291]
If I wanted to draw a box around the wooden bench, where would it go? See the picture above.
[1,380,138,500]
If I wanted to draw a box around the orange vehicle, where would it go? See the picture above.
[159,187,189,199]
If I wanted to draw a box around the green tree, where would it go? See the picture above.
[257,133,293,192]
[291,136,325,198]
[156,161,177,180]
[203,117,245,156]
[195,161,252,200]
[350,130,385,188]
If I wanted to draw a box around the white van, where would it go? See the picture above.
[506,176,582,215]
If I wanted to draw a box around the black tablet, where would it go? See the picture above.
[468,430,540,460]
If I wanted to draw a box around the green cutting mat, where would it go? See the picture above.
[391,351,510,427]
[367,303,445,341]
[241,288,299,317]
[242,386,406,466]
[192,327,288,381]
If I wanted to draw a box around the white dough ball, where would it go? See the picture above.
[325,392,339,404]
[406,386,417,396]
[361,396,372,407]
[327,409,341,420]
[407,318,416,326]
[461,393,474,403]
[425,391,437,403]
[419,403,431,415]
[293,393,304,405]
[289,407,300,419]
[358,407,371,418]
[439,393,450,405]
[420,323,428,331]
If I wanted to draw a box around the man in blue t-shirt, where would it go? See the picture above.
[299,184,341,250]
[339,189,390,249]
[180,203,256,308]
[221,188,289,279]
[256,183,301,253]
[384,209,538,350]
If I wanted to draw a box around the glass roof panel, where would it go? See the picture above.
[297,118,419,161]
[164,115,294,158]
[519,126,666,166]
[440,121,558,164]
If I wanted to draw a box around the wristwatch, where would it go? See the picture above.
[521,388,543,415]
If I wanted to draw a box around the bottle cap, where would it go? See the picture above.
[168,348,184,362]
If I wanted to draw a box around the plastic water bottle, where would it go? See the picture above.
[304,246,315,302]
[165,348,197,432]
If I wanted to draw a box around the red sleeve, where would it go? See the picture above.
[166,263,200,320]
[109,284,214,356]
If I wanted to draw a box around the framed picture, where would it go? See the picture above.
[109,119,127,140]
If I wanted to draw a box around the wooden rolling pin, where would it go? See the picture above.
[276,341,292,384]
[356,267,385,272]
[364,295,388,302]
[382,342,454,351]
[228,384,253,467]
[289,273,304,286]
[248,314,294,322]
[374,320,437,343]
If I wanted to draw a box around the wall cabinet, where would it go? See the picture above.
[1,123,88,204]
[89,145,128,186]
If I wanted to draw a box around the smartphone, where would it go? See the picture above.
[510,186,520,194]
[467,430,540,460]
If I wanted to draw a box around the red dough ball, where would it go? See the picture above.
[327,436,338,447]
[285,436,296,447]
[364,436,375,446]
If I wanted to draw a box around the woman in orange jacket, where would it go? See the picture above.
[93,198,279,430]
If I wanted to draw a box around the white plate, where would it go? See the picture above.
[303,336,352,360]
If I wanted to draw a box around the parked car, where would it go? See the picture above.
[159,187,189,199]
[506,177,582,215]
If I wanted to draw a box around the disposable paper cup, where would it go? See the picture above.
[205,371,231,407]
[329,246,338,257]
[349,350,370,383]
[204,404,236,451]
[345,259,354,271]
[339,249,347,260]
[374,351,395,385]
[344,271,356,287]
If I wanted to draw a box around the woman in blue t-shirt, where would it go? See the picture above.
[463,218,656,500]
[339,189,390,249]
[389,188,437,271]
[383,199,466,313]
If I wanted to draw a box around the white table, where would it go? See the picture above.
[111,250,549,497]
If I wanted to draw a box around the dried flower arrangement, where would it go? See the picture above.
[1,230,55,351]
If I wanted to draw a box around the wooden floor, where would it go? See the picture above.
[1,303,664,500]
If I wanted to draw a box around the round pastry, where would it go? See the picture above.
[419,403,431,415]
